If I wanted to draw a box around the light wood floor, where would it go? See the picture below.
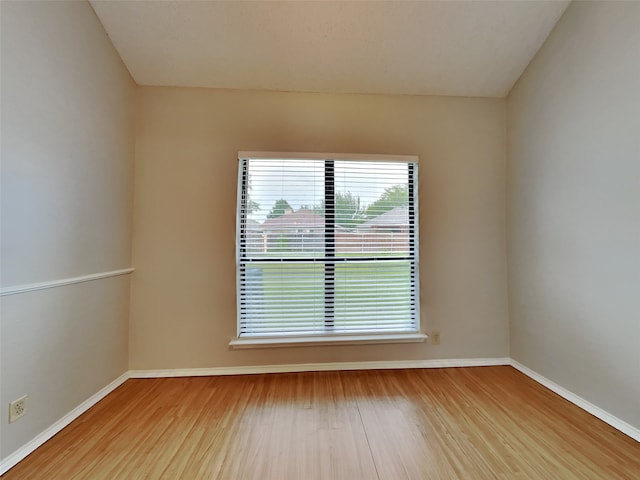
[3,366,639,479]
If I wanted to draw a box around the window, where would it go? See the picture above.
[234,152,422,346]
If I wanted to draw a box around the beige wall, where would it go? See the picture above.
[0,1,135,458]
[507,1,640,429]
[131,87,509,369]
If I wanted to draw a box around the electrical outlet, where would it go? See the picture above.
[431,331,441,345]
[9,396,27,423]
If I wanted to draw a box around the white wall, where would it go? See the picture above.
[130,87,509,369]
[0,1,135,459]
[508,1,640,429]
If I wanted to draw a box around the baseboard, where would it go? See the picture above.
[128,357,511,378]
[510,359,640,443]
[0,372,130,476]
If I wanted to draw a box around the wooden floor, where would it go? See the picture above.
[3,366,639,479]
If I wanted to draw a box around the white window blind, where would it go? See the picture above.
[236,153,419,338]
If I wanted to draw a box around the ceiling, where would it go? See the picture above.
[90,0,570,98]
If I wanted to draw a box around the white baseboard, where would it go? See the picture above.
[510,359,640,443]
[128,357,511,378]
[0,372,130,476]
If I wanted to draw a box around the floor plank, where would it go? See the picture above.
[2,366,639,479]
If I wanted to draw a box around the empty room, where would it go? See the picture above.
[1,0,639,478]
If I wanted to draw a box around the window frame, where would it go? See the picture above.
[231,151,427,348]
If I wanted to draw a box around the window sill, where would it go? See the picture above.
[229,332,428,349]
